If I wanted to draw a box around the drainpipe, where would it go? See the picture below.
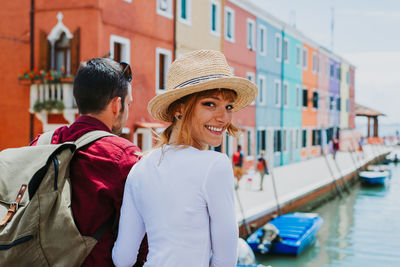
[280,27,285,165]
[173,0,176,60]
[29,0,35,141]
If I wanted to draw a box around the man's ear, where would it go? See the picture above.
[111,97,121,115]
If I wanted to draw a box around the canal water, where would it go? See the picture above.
[257,163,400,267]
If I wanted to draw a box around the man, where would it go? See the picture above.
[31,58,147,266]
[256,151,269,191]
[232,145,244,188]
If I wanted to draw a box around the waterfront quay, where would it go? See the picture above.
[234,144,390,237]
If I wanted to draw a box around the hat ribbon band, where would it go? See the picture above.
[174,74,229,89]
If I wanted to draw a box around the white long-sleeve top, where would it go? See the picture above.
[112,145,238,267]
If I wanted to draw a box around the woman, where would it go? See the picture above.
[112,50,258,267]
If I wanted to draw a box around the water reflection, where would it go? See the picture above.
[258,163,400,267]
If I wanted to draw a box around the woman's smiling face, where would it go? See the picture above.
[189,92,234,149]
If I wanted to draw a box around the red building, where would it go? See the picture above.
[223,0,257,169]
[0,0,174,150]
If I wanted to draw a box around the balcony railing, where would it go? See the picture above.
[29,81,78,124]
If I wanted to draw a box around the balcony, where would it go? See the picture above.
[29,81,78,128]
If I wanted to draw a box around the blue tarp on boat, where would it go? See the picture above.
[247,212,323,256]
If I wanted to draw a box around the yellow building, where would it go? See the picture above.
[175,0,223,56]
[340,61,350,129]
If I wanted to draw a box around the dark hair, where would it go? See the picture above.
[73,58,130,114]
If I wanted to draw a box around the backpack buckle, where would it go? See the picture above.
[10,202,19,211]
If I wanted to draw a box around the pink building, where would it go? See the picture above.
[223,0,257,169]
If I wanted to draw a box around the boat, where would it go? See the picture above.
[359,170,389,185]
[367,164,392,177]
[247,213,323,256]
[237,238,267,267]
[386,151,399,163]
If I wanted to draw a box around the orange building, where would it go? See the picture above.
[301,42,319,158]
[0,0,174,150]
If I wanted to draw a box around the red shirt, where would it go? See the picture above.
[31,116,147,267]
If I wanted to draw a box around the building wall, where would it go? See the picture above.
[255,17,282,166]
[223,0,257,165]
[349,67,356,129]
[281,32,302,165]
[329,58,340,129]
[0,0,32,149]
[175,0,222,56]
[317,49,331,154]
[301,43,319,158]
[340,62,350,129]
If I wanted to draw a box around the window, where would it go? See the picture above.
[283,38,289,63]
[302,47,308,69]
[330,96,334,110]
[225,134,233,156]
[110,35,130,63]
[326,95,330,111]
[317,130,322,146]
[302,87,308,107]
[336,97,341,111]
[282,130,287,152]
[312,91,318,109]
[274,130,281,153]
[210,1,220,36]
[346,99,350,112]
[157,0,173,18]
[317,55,320,73]
[224,7,235,42]
[259,25,267,56]
[258,75,266,105]
[302,129,307,148]
[275,80,281,106]
[283,82,289,107]
[296,44,301,68]
[257,129,266,155]
[55,32,71,73]
[312,130,317,146]
[337,66,341,80]
[247,72,255,105]
[247,130,252,156]
[346,71,350,84]
[156,48,172,93]
[312,52,317,73]
[178,0,191,25]
[296,85,301,108]
[247,18,256,51]
[275,34,282,61]
[330,63,334,78]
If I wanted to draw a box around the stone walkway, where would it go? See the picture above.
[234,144,391,225]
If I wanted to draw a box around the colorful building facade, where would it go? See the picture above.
[0,0,357,169]
[223,0,257,169]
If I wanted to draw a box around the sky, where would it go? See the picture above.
[247,0,400,126]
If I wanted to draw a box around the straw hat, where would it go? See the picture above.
[148,50,258,122]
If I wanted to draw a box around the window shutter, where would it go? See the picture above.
[70,27,80,75]
[39,30,50,70]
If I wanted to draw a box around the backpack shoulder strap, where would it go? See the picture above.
[74,130,116,150]
[36,130,56,145]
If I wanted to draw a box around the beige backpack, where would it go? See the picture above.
[0,130,114,266]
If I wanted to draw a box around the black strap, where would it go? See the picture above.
[92,215,116,241]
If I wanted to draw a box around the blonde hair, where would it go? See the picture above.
[156,89,239,149]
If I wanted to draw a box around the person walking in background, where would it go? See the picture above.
[256,151,269,191]
[112,50,258,267]
[31,58,147,267]
[332,138,339,159]
[232,145,245,189]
